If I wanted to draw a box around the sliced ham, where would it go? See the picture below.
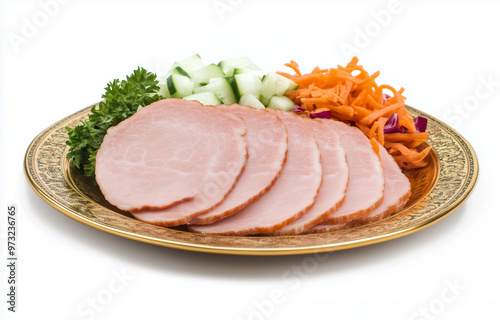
[307,222,350,233]
[354,141,411,224]
[320,121,384,224]
[191,104,288,225]
[189,110,322,235]
[270,118,349,235]
[96,98,248,225]
[308,141,410,233]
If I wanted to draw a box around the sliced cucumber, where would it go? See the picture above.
[170,54,205,77]
[218,57,256,77]
[183,92,221,106]
[194,77,236,104]
[157,74,170,98]
[158,83,170,98]
[234,68,266,80]
[231,73,262,100]
[167,74,193,98]
[239,93,265,109]
[164,55,299,108]
[171,66,191,78]
[192,64,225,85]
[259,72,296,106]
[267,95,295,112]
[286,79,299,91]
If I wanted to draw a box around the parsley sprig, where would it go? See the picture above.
[66,67,164,176]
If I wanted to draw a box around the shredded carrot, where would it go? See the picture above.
[398,111,417,133]
[367,94,386,110]
[284,60,301,77]
[384,141,416,156]
[377,117,387,145]
[352,105,371,121]
[370,138,380,160]
[369,122,379,141]
[279,56,431,169]
[359,102,405,125]
[393,147,432,165]
[384,132,430,142]
[406,139,426,148]
[356,123,371,137]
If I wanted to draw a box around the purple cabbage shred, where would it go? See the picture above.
[310,110,331,119]
[384,113,404,133]
[413,116,428,133]
[291,104,304,113]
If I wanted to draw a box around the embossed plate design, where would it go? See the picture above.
[24,104,478,255]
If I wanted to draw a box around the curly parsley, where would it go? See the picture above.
[65,67,164,176]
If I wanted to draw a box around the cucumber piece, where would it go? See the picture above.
[170,54,205,77]
[157,74,170,98]
[267,95,295,112]
[171,66,191,78]
[231,73,262,100]
[218,57,257,77]
[259,72,294,106]
[194,77,237,104]
[234,68,266,80]
[239,93,265,109]
[158,83,170,98]
[183,92,221,106]
[192,64,225,85]
[167,74,193,98]
[286,78,299,91]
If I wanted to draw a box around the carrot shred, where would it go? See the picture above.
[384,132,430,142]
[284,60,301,76]
[346,56,359,68]
[399,111,416,133]
[369,122,379,141]
[278,56,431,169]
[370,138,380,159]
[393,147,432,162]
[356,123,371,136]
[352,105,371,118]
[367,94,386,110]
[359,102,404,125]
[406,139,426,148]
[384,141,415,155]
[377,117,387,145]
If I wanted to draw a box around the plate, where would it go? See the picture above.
[24,104,478,255]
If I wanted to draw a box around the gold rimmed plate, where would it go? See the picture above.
[24,104,478,255]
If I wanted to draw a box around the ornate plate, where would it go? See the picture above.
[24,104,478,255]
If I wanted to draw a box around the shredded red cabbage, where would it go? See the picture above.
[310,110,331,119]
[413,116,428,133]
[291,104,304,113]
[382,93,391,105]
[384,113,404,133]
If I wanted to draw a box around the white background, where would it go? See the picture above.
[1,1,499,319]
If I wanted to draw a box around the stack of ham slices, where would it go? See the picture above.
[96,99,411,235]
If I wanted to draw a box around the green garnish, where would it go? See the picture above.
[65,67,164,177]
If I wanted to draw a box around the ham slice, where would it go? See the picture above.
[308,141,410,233]
[189,110,322,235]
[191,104,288,225]
[307,222,350,233]
[354,141,411,224]
[320,121,384,224]
[96,98,248,225]
[270,118,349,235]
